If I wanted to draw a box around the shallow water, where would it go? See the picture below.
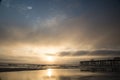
[0,69,119,80]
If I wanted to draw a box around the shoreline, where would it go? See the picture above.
[0,68,44,72]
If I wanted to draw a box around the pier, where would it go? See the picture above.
[80,57,120,72]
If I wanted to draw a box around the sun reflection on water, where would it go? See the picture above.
[47,69,52,77]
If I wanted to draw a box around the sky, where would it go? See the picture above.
[0,0,120,64]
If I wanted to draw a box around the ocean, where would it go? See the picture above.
[0,69,119,80]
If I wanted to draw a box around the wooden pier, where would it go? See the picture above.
[80,57,120,72]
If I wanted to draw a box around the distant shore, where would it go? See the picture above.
[0,68,43,72]
[0,64,79,72]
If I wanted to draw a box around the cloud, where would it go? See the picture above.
[0,47,46,63]
[1,0,11,8]
[0,12,120,50]
[46,50,120,57]
[27,6,32,10]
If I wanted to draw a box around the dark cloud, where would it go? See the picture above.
[57,51,72,56]
[49,50,120,57]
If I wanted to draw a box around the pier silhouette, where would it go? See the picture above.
[80,57,120,72]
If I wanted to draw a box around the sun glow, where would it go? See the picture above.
[31,47,62,54]
[47,56,54,62]
[47,69,52,77]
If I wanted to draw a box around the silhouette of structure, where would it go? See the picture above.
[80,57,120,72]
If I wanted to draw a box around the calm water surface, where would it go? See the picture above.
[0,69,119,80]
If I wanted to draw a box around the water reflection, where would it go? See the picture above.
[47,69,52,77]
[0,69,120,80]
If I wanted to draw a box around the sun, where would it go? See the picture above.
[47,56,54,62]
